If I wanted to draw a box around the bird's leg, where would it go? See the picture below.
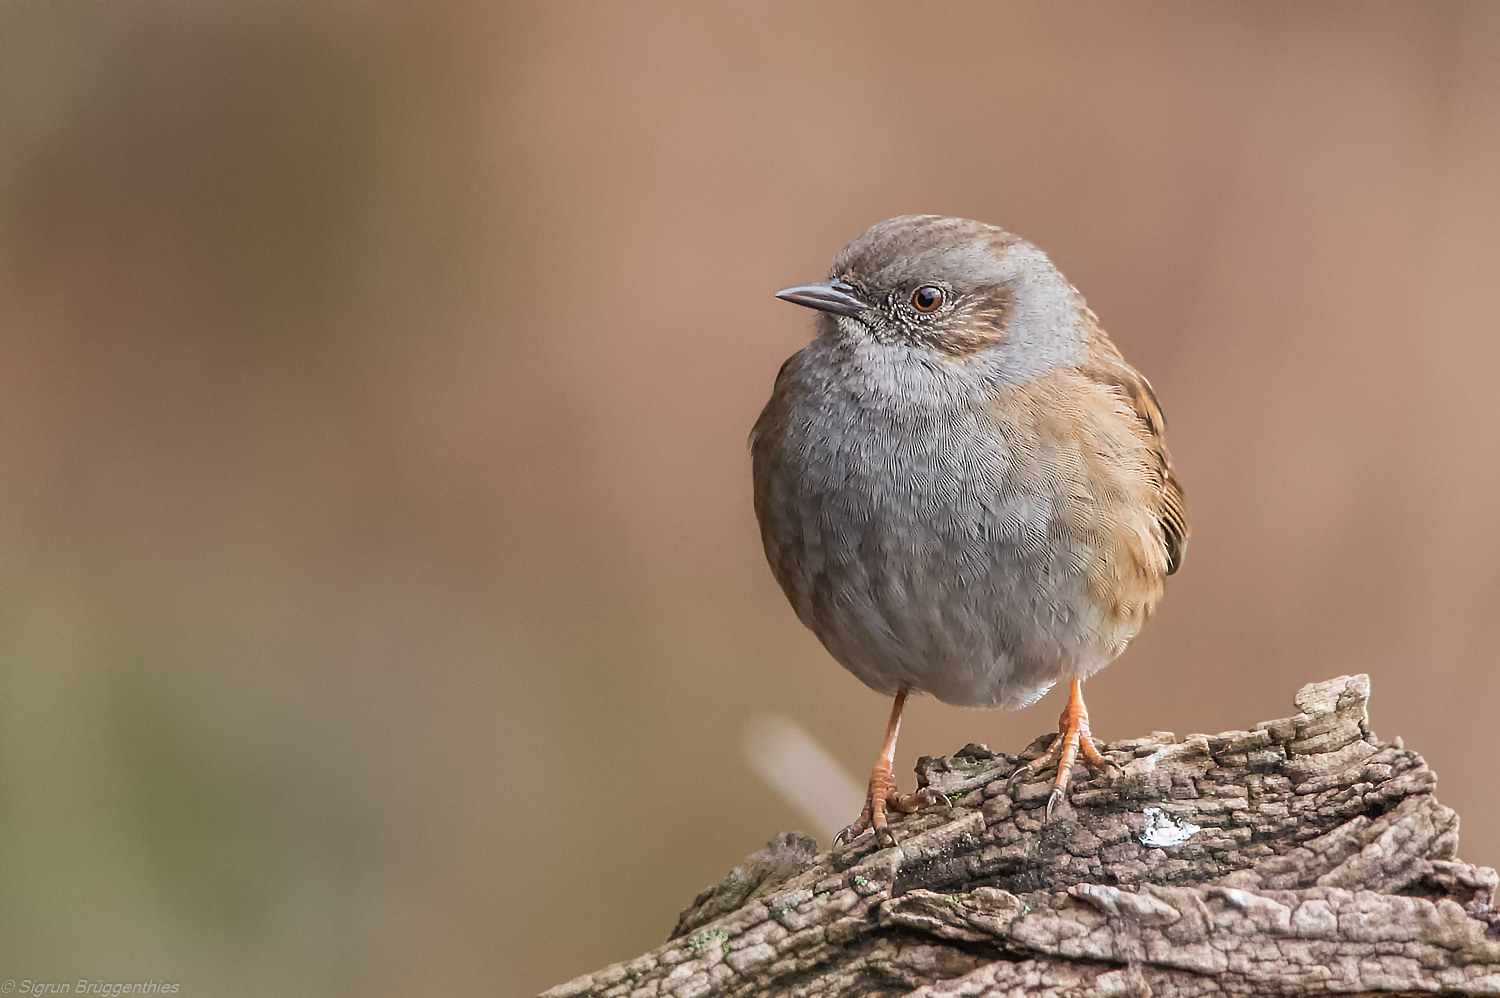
[835,689,936,847]
[1007,678,1121,820]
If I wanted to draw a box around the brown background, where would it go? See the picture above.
[2,3,1498,996]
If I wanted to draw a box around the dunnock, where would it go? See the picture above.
[752,215,1187,844]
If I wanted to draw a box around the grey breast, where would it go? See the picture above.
[759,334,1112,710]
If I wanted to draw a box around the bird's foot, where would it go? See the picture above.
[1006,682,1122,821]
[834,765,940,848]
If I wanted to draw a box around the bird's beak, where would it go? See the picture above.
[774,280,871,318]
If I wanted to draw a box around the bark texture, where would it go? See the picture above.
[543,676,1500,997]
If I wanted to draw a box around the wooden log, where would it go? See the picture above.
[543,676,1500,997]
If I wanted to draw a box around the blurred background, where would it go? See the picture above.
[2,2,1498,995]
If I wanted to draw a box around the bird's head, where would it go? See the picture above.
[776,215,1086,378]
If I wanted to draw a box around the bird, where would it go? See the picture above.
[750,215,1187,845]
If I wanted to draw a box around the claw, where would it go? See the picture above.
[1010,678,1114,821]
[837,779,949,850]
[1006,761,1037,797]
[1045,783,1066,823]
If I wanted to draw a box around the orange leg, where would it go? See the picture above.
[835,689,938,847]
[1007,679,1120,820]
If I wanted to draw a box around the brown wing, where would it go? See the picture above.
[1079,332,1189,576]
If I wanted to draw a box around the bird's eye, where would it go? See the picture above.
[911,285,944,312]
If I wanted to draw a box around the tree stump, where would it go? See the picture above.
[543,676,1500,997]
